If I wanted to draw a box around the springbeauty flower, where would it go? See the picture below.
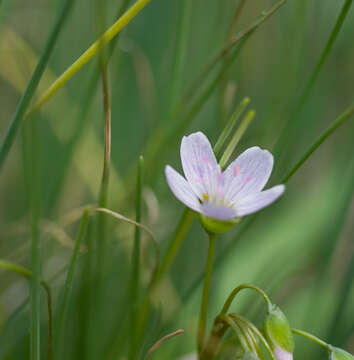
[165,132,284,232]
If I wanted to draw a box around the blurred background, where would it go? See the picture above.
[0,0,353,359]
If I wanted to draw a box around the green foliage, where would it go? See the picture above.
[0,0,353,359]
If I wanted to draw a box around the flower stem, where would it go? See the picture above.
[220,283,272,315]
[198,233,216,355]
[153,209,195,284]
[291,328,330,351]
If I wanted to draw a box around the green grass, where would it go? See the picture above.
[0,0,354,359]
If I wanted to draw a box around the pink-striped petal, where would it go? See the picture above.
[165,165,201,213]
[234,185,285,217]
[200,202,237,220]
[180,132,221,200]
[223,147,274,202]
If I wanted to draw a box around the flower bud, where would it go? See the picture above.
[330,347,354,360]
[198,214,241,234]
[241,351,260,360]
[264,305,294,360]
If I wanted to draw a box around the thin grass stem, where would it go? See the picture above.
[144,329,184,360]
[219,110,255,168]
[56,209,90,359]
[0,260,54,360]
[214,97,250,157]
[274,0,353,159]
[0,0,74,170]
[167,0,191,120]
[219,0,247,124]
[129,156,144,360]
[281,104,354,183]
[27,113,41,360]
[27,0,153,116]
[183,0,289,104]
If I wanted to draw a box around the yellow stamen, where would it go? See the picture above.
[202,193,209,201]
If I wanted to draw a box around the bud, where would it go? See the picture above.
[241,351,260,360]
[330,347,354,360]
[264,305,294,360]
[198,214,241,234]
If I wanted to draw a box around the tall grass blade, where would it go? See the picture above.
[0,0,75,170]
[129,156,144,360]
[27,0,153,117]
[274,0,353,161]
[55,209,89,359]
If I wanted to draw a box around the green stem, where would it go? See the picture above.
[181,104,354,306]
[129,156,144,360]
[232,314,276,360]
[167,0,191,120]
[28,0,153,116]
[214,97,250,157]
[219,0,247,125]
[56,209,90,359]
[220,283,272,315]
[197,233,216,355]
[28,114,41,360]
[274,0,353,159]
[183,0,288,104]
[0,0,74,170]
[291,328,330,350]
[282,105,354,183]
[217,314,249,353]
[0,260,54,360]
[219,110,255,168]
[151,96,253,289]
[154,209,195,284]
[46,0,131,213]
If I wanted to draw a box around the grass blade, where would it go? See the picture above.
[129,156,144,360]
[27,0,153,117]
[56,209,90,359]
[0,0,75,170]
[282,104,354,183]
[274,0,353,162]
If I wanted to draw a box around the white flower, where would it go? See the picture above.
[165,132,285,222]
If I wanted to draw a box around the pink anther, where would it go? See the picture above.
[233,165,240,176]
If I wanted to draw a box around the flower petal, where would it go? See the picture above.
[223,146,274,202]
[200,202,237,220]
[235,185,285,217]
[165,165,201,213]
[180,132,220,199]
